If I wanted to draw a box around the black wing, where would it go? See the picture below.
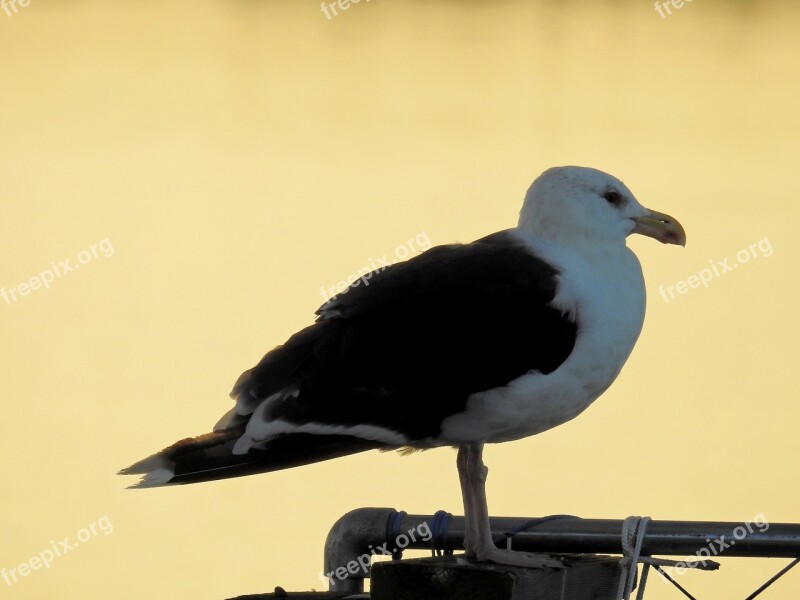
[231,231,578,442]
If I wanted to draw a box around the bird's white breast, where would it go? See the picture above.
[439,231,647,444]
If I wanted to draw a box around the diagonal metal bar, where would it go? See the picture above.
[653,564,700,600]
[742,557,800,600]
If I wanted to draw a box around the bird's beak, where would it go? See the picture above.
[631,209,687,247]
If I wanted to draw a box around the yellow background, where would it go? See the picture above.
[1,1,798,598]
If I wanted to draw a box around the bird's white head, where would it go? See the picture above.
[518,166,686,250]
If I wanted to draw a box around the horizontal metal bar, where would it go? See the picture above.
[323,508,800,593]
[400,514,800,558]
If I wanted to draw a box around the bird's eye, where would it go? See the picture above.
[603,189,623,206]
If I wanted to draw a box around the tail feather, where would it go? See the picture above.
[119,429,384,488]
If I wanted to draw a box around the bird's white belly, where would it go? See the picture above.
[439,241,646,444]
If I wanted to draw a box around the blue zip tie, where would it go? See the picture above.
[387,510,407,561]
[430,510,454,556]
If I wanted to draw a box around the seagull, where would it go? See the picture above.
[121,166,686,568]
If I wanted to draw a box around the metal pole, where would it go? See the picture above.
[323,508,800,593]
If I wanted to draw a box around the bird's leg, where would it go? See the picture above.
[456,444,478,556]
[460,441,562,569]
[457,441,492,559]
